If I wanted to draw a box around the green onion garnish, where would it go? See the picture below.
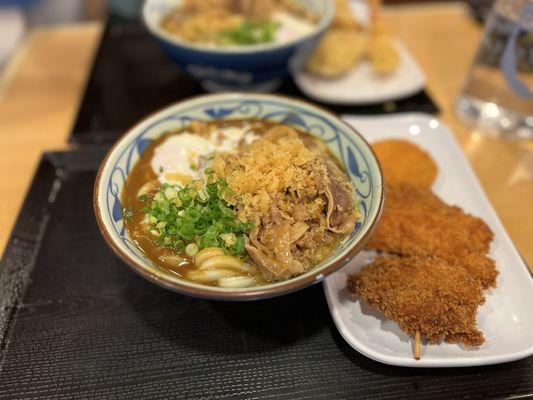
[219,19,279,46]
[142,177,251,256]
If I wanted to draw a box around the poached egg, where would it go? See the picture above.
[150,126,258,186]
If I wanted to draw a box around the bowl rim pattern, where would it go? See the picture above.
[93,92,385,300]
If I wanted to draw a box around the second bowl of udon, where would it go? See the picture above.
[142,0,334,91]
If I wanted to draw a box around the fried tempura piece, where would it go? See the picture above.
[347,256,485,346]
[332,0,359,29]
[372,139,438,189]
[306,29,368,78]
[368,184,497,289]
[368,22,400,75]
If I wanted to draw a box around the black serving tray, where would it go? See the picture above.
[0,149,532,399]
[70,18,439,144]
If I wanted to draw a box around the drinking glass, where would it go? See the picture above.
[456,0,533,139]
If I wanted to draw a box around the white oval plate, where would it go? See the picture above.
[292,2,426,105]
[324,113,533,367]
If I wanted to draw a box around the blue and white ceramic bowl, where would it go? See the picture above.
[142,0,334,91]
[94,93,385,300]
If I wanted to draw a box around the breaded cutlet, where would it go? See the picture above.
[367,184,497,289]
[372,139,438,190]
[347,256,486,346]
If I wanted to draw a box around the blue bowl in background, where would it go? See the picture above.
[142,0,334,92]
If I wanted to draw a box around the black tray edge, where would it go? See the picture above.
[0,149,107,354]
[0,153,58,353]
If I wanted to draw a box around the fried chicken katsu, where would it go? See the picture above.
[348,139,497,354]
[347,256,485,346]
[372,139,437,189]
[368,184,497,289]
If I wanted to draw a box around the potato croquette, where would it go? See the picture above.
[372,140,437,189]
[306,29,368,78]
[367,184,497,289]
[347,256,486,346]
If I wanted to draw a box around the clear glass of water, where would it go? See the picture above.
[456,0,533,139]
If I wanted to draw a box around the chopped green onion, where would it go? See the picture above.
[219,19,279,46]
[164,187,178,200]
[185,243,199,257]
[229,235,245,255]
[220,232,236,247]
[142,178,252,257]
[154,192,165,203]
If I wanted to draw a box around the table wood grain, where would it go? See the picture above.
[0,23,101,254]
[0,5,531,270]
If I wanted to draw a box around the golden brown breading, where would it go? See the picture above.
[367,21,400,75]
[372,139,438,189]
[347,256,485,346]
[368,184,497,288]
[306,2,401,78]
[332,0,360,29]
[306,29,368,78]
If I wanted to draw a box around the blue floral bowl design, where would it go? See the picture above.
[142,0,334,91]
[94,93,384,300]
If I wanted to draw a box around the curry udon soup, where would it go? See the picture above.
[122,119,360,289]
[160,0,318,47]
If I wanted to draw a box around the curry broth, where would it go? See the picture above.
[122,119,350,286]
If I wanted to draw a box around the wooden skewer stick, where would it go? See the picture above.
[414,331,421,360]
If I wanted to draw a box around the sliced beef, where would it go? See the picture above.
[245,222,308,281]
[291,204,306,221]
[322,159,358,234]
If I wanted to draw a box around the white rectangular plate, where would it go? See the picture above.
[324,113,533,367]
[292,2,426,105]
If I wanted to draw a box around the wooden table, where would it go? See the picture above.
[0,4,532,270]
